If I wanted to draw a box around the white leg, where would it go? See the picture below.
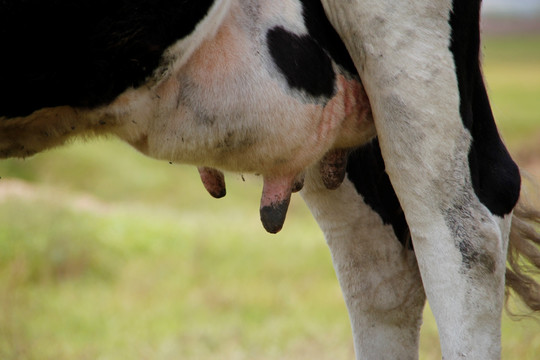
[302,167,425,360]
[321,1,507,358]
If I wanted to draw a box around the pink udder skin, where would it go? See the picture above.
[198,167,227,198]
[321,74,374,150]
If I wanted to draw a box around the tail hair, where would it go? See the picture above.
[505,173,540,314]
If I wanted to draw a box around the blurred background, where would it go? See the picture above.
[1,1,539,359]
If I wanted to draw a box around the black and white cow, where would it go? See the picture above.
[1,0,539,359]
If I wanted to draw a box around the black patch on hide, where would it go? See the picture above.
[297,0,357,74]
[267,26,335,98]
[449,0,521,216]
[346,139,411,248]
[0,0,214,118]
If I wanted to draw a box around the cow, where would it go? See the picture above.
[1,0,539,359]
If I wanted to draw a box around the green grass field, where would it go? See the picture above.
[1,35,539,360]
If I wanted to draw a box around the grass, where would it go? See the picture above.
[0,35,539,359]
[0,169,353,360]
[482,35,540,148]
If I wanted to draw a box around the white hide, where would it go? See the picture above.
[302,166,425,360]
[320,0,507,358]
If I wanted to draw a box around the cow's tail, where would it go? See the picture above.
[505,175,540,313]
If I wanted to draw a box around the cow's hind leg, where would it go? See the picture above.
[322,0,512,357]
[302,167,425,360]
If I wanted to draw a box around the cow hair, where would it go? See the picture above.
[505,173,540,315]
